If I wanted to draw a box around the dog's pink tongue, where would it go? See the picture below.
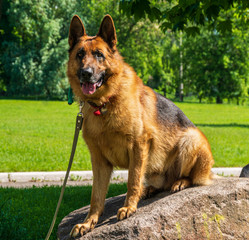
[82,82,96,95]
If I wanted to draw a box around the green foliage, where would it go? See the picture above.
[0,0,249,102]
[0,0,77,99]
[183,27,249,103]
[0,183,127,240]
[120,0,249,34]
[0,0,175,99]
[120,1,249,102]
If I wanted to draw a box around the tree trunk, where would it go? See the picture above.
[163,87,166,97]
[179,32,183,102]
[236,97,239,105]
[216,96,223,104]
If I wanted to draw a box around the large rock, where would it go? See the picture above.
[240,164,249,178]
[58,178,249,240]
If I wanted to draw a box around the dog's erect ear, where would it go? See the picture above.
[69,15,86,48]
[97,15,117,49]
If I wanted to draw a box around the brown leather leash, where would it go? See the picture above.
[45,102,84,240]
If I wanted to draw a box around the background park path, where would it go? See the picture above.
[0,168,242,188]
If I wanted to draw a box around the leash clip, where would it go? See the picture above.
[76,101,84,130]
[78,101,84,115]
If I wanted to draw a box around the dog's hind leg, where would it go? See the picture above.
[170,128,214,193]
[142,173,165,198]
[171,177,192,192]
[189,145,214,186]
[186,129,214,187]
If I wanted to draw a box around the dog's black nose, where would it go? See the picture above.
[81,67,93,80]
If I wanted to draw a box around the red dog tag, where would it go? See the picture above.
[94,110,101,116]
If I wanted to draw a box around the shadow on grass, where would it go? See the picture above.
[0,184,127,240]
[195,123,249,128]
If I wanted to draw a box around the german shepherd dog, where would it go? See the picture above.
[68,15,214,237]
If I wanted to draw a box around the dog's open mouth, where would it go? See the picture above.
[81,78,103,95]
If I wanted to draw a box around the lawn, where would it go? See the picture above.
[0,183,127,240]
[0,99,249,171]
[175,102,249,167]
[0,100,91,172]
[0,100,248,240]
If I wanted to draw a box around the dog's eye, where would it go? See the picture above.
[77,51,85,59]
[94,51,105,60]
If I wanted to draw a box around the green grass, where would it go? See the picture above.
[0,100,248,240]
[0,100,249,171]
[0,183,127,240]
[175,102,249,167]
[0,100,91,172]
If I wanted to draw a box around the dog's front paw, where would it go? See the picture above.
[117,206,136,220]
[70,218,97,238]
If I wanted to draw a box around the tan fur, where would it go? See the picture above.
[68,15,214,237]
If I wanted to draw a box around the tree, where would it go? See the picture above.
[120,0,249,35]
[0,0,176,99]
[1,0,248,102]
[120,1,249,103]
[182,11,249,104]
[0,0,78,99]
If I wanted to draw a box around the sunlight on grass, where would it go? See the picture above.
[0,100,249,171]
[0,100,91,172]
[176,103,249,167]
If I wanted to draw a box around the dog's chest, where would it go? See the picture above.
[83,116,132,168]
[100,132,130,168]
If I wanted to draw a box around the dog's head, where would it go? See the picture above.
[67,15,122,102]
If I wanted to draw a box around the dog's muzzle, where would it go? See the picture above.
[79,68,105,95]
